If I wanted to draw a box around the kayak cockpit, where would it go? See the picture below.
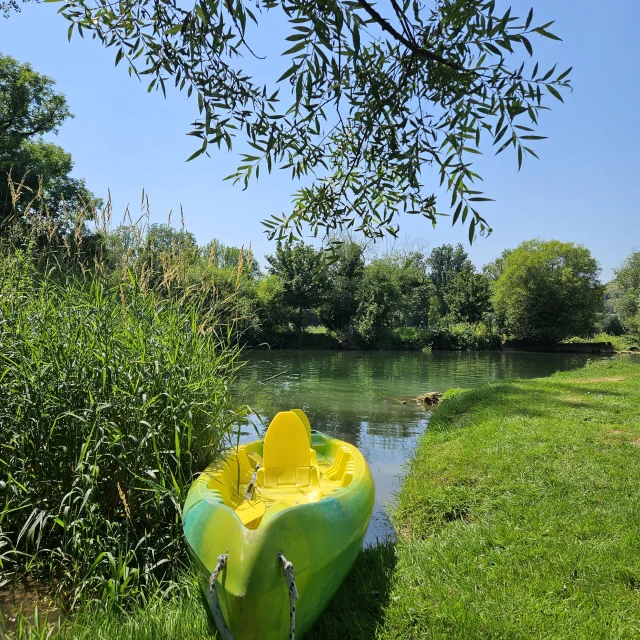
[199,410,356,530]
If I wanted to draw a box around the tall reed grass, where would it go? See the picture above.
[0,186,249,610]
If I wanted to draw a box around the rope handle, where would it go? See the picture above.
[278,552,299,640]
[208,551,299,640]
[207,554,234,640]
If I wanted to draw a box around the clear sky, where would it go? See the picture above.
[1,0,638,280]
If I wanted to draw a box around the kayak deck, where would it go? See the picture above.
[200,410,357,530]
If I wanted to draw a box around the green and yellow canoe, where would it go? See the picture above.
[182,409,375,639]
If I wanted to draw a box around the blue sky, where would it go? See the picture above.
[1,0,638,280]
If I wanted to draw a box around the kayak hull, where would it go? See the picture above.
[183,430,374,639]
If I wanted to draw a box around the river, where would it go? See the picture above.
[237,350,625,545]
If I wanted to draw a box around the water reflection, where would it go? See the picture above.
[237,350,617,544]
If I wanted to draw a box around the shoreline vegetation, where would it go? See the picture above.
[252,327,637,354]
[4,359,640,638]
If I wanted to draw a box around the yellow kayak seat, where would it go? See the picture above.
[291,408,318,466]
[254,411,322,504]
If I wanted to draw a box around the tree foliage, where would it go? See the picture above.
[318,240,365,332]
[612,251,640,340]
[0,53,97,226]
[444,263,491,323]
[353,250,433,345]
[426,243,471,316]
[48,0,570,241]
[492,239,604,342]
[266,240,327,331]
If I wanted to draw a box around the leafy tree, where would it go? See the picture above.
[0,53,69,151]
[0,53,97,226]
[266,240,326,332]
[394,251,434,328]
[482,248,513,282]
[254,274,288,338]
[492,239,604,342]
[353,250,434,344]
[426,243,472,316]
[444,264,491,323]
[353,258,400,345]
[318,240,365,333]
[144,223,197,255]
[612,251,640,340]
[43,0,569,241]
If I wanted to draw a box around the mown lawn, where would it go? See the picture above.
[377,358,640,639]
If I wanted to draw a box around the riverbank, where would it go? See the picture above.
[384,358,640,638]
[6,358,640,639]
[254,328,637,353]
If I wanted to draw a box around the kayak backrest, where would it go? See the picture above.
[290,408,311,443]
[290,408,317,465]
[263,411,311,483]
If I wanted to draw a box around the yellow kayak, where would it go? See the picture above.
[182,409,375,639]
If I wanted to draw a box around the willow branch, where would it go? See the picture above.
[355,0,463,71]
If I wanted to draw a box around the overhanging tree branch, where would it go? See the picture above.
[355,0,463,71]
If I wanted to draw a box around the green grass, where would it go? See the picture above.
[563,332,638,351]
[386,358,640,638]
[4,545,396,639]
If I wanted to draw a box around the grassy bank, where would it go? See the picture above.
[386,358,640,638]
[564,332,638,352]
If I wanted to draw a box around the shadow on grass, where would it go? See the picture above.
[308,542,396,640]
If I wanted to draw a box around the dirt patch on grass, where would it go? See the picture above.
[604,430,640,447]
[566,376,626,384]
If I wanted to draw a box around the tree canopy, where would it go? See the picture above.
[0,53,97,226]
[612,251,640,340]
[492,239,603,342]
[32,0,570,242]
[266,240,327,331]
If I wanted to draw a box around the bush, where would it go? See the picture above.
[0,237,246,607]
[426,323,501,350]
[390,327,431,350]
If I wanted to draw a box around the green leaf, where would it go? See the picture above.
[557,67,572,81]
[186,145,206,162]
[525,8,533,29]
[547,85,564,102]
[277,64,298,83]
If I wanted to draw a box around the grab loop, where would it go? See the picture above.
[208,551,299,640]
[278,552,299,640]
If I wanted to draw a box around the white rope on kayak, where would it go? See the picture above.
[278,552,299,640]
[244,463,260,500]
[207,551,299,640]
[207,553,234,640]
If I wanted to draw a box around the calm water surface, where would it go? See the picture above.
[237,350,621,545]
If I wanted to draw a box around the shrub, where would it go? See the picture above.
[390,327,431,350]
[426,323,501,350]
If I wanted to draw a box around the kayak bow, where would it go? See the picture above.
[182,409,375,639]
